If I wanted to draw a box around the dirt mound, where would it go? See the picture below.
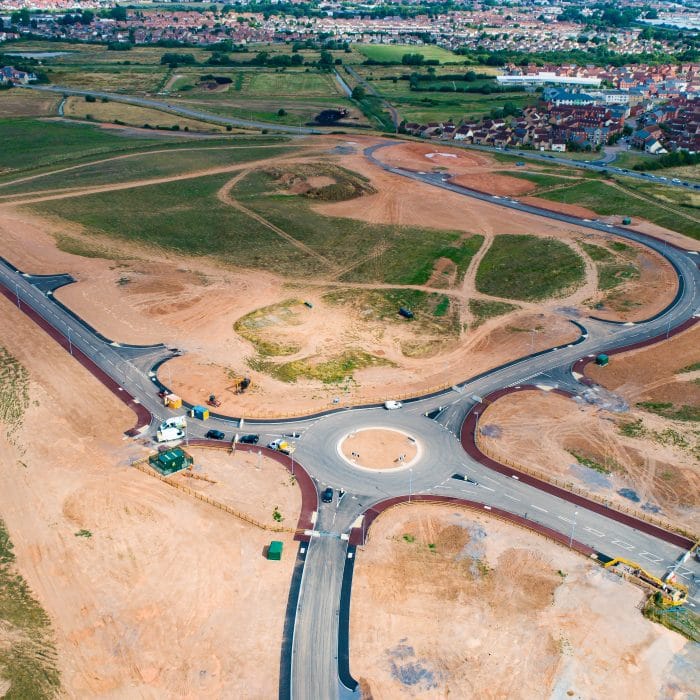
[377,142,494,173]
[268,163,376,201]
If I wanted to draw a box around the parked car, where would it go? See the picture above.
[384,400,403,410]
[322,487,334,503]
[283,431,301,439]
[238,434,259,444]
[206,429,225,440]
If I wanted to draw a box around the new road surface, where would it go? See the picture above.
[0,142,698,700]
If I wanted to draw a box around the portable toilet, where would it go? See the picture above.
[165,393,182,409]
[190,405,210,421]
[595,353,609,367]
[622,217,631,225]
[267,541,283,560]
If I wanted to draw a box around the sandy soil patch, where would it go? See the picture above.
[478,388,700,532]
[450,171,537,196]
[163,310,580,416]
[350,503,690,699]
[376,142,494,173]
[520,195,597,219]
[171,446,301,525]
[578,235,679,322]
[340,428,418,469]
[0,294,297,697]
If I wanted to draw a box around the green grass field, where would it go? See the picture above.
[0,142,293,196]
[468,299,518,326]
[27,160,481,287]
[355,44,463,64]
[538,180,700,239]
[0,118,184,177]
[476,235,585,301]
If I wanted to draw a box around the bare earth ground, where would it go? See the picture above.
[350,503,696,699]
[478,325,700,531]
[0,136,681,416]
[0,294,299,697]
[171,446,301,526]
[340,428,418,470]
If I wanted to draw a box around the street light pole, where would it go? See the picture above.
[569,509,579,548]
[67,329,73,356]
[15,284,20,309]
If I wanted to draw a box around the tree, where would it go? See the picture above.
[351,85,366,101]
[402,52,425,66]
[81,10,94,24]
[109,5,127,21]
[278,108,287,116]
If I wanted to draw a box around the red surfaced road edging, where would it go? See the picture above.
[186,439,316,541]
[460,385,695,550]
[0,284,152,436]
[349,494,596,556]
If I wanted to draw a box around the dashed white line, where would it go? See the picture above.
[531,505,548,513]
[503,493,520,502]
[612,539,635,551]
[477,484,495,492]
[584,527,605,538]
[557,515,575,524]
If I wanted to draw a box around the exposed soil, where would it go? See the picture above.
[479,382,699,531]
[520,195,597,219]
[0,294,299,697]
[450,171,536,196]
[340,428,418,470]
[351,504,690,699]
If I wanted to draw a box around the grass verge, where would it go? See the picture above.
[475,235,585,301]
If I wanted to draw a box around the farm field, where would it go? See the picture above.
[0,88,60,117]
[354,43,465,64]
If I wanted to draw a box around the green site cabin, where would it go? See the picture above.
[149,447,193,476]
[596,353,609,366]
[267,540,284,560]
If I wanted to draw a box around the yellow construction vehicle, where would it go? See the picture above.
[603,557,688,608]
[227,374,252,395]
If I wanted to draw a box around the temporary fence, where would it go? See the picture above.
[131,458,295,534]
[473,423,699,543]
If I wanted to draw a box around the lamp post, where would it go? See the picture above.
[67,329,73,356]
[569,509,579,548]
[15,284,20,309]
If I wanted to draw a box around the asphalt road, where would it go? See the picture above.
[0,140,699,699]
[24,84,323,135]
[460,142,699,191]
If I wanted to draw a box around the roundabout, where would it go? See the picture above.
[337,427,420,471]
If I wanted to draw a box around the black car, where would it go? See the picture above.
[206,429,225,440]
[238,434,259,445]
[322,487,334,503]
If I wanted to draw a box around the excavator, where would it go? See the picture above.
[603,557,688,608]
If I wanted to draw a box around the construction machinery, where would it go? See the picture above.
[207,394,222,408]
[603,557,688,608]
[267,438,296,455]
[228,374,251,395]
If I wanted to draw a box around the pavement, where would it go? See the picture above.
[0,142,699,699]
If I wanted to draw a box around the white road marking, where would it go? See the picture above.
[612,539,635,551]
[584,527,605,537]
[557,515,575,524]
[511,475,520,480]
[531,505,548,513]
[639,552,662,563]
[674,567,693,579]
[503,493,520,502]
[477,484,495,492]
